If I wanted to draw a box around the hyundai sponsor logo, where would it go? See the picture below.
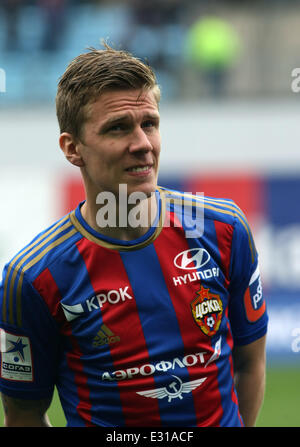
[174,248,210,270]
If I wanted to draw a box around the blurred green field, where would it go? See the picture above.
[0,367,299,427]
[256,366,300,427]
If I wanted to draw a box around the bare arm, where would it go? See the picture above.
[233,335,267,427]
[1,393,53,427]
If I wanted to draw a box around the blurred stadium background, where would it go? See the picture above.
[0,0,299,427]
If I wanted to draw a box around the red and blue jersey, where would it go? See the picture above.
[0,187,268,427]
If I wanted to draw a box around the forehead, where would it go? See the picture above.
[86,89,159,125]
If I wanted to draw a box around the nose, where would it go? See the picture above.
[128,126,153,153]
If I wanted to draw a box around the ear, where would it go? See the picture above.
[59,132,85,167]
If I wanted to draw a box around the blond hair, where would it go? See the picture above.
[56,44,160,141]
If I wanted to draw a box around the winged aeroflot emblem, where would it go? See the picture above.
[136,375,207,402]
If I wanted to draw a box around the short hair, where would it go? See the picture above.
[56,44,161,141]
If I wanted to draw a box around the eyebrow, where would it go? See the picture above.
[100,112,160,131]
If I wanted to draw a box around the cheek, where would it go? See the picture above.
[154,141,161,159]
[152,134,161,155]
[83,143,116,167]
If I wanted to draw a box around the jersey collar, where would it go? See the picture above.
[70,187,166,251]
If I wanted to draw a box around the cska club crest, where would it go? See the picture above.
[191,286,223,336]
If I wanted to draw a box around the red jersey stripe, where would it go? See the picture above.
[154,210,223,426]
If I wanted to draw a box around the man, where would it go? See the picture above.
[0,45,267,427]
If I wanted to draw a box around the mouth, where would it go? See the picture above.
[125,165,153,174]
[126,164,153,175]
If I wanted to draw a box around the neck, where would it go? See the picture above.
[80,192,158,241]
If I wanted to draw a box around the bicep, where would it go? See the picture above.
[1,392,53,427]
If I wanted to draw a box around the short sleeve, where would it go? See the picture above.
[0,264,59,399]
[228,212,268,346]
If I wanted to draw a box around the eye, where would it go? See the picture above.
[142,120,158,130]
[108,123,126,132]
[142,121,153,128]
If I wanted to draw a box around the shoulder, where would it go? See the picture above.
[1,211,82,287]
[159,185,256,260]
[0,211,83,328]
[158,185,246,226]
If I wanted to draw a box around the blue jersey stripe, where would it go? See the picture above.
[211,219,243,426]
[216,338,242,427]
[120,245,198,427]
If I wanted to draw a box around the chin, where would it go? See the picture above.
[126,178,157,196]
[132,183,157,199]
